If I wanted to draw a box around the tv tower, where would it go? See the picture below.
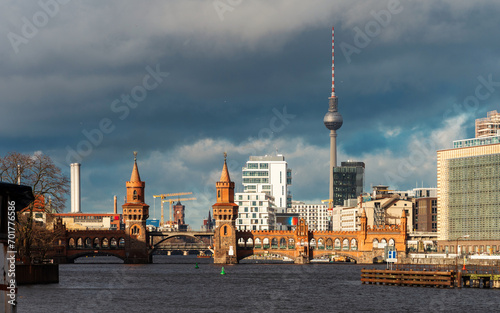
[323,26,343,203]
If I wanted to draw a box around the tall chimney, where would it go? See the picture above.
[114,195,117,214]
[70,163,81,213]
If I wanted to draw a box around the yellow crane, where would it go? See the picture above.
[161,197,197,227]
[321,199,334,209]
[153,192,193,226]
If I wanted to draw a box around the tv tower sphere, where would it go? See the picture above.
[324,102,343,131]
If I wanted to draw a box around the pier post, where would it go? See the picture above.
[492,277,500,289]
[472,279,480,288]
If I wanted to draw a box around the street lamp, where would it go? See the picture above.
[455,235,470,273]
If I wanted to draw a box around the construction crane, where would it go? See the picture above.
[161,197,197,227]
[321,199,334,209]
[153,192,193,226]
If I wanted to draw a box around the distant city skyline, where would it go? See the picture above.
[2,1,500,228]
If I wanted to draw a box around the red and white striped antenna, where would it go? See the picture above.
[331,26,335,97]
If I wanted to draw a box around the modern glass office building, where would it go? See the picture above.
[332,161,364,206]
[437,142,500,241]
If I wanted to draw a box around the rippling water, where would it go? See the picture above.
[18,255,500,312]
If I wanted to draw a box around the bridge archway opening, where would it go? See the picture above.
[239,251,296,263]
[314,252,358,264]
[70,252,125,263]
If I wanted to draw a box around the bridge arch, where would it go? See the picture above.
[153,234,207,247]
[238,251,297,262]
[314,251,359,263]
[68,251,125,263]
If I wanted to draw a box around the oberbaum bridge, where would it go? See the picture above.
[48,155,408,265]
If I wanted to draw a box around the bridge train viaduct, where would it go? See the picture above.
[212,155,408,264]
[48,154,407,264]
[217,213,407,264]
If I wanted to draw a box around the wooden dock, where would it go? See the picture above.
[361,265,500,289]
[361,269,454,288]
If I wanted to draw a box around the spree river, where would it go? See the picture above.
[18,255,499,313]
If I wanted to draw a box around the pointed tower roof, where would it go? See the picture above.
[219,152,231,182]
[130,151,141,182]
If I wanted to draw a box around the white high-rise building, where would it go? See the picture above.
[236,154,292,230]
[235,193,276,231]
[241,155,292,209]
[290,201,330,231]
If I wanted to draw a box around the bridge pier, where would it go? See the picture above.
[294,255,310,264]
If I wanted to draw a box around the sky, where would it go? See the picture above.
[2,0,500,229]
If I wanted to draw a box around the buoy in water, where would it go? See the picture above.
[220,267,225,275]
[195,263,199,269]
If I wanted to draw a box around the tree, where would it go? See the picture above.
[1,151,69,263]
[0,151,69,212]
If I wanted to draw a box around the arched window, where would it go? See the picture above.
[342,239,349,250]
[310,239,316,249]
[263,238,270,249]
[85,238,92,249]
[238,238,245,248]
[131,226,140,236]
[68,238,76,249]
[110,238,117,249]
[218,190,221,198]
[351,239,357,251]
[118,237,126,248]
[318,239,325,250]
[288,238,295,249]
[373,238,379,248]
[223,225,227,236]
[334,238,341,250]
[246,238,253,249]
[77,238,83,249]
[102,238,109,249]
[255,238,261,248]
[389,238,395,246]
[93,238,100,249]
[280,238,286,249]
[326,238,333,250]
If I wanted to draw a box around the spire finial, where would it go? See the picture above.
[331,26,335,97]
[224,152,227,161]
[134,151,137,162]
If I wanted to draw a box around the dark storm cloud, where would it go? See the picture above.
[2,0,500,227]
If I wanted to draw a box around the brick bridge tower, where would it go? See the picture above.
[122,151,150,263]
[212,153,239,264]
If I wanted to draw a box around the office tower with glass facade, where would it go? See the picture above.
[437,140,500,241]
[332,161,364,206]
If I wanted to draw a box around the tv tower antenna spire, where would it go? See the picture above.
[323,26,343,204]
[331,26,335,97]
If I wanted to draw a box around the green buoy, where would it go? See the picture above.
[195,263,199,269]
[220,267,225,275]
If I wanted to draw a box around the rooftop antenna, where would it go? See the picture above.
[331,26,335,97]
